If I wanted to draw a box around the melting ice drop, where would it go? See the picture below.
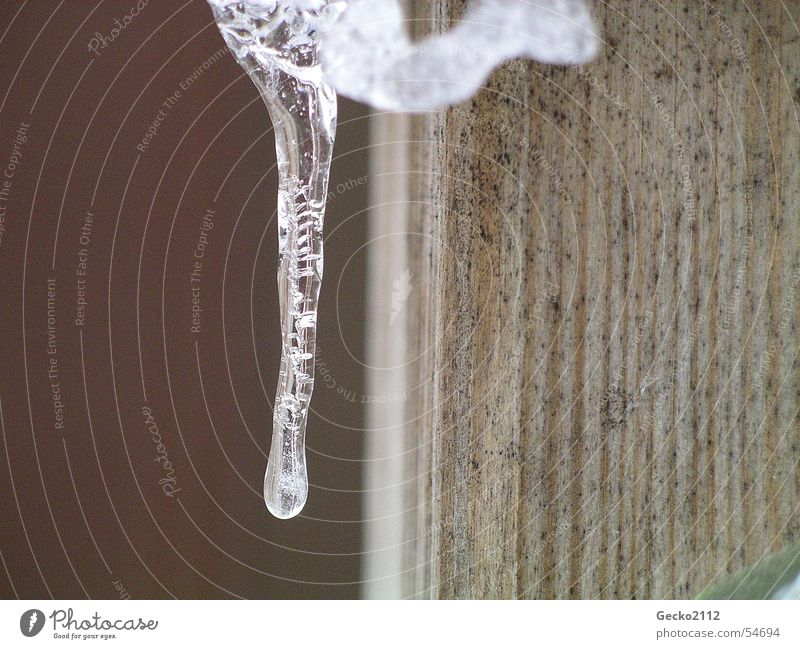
[207,0,343,518]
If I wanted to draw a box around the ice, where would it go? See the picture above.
[321,0,599,111]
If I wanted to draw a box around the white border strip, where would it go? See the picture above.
[361,111,410,599]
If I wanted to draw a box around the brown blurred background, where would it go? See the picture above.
[0,0,370,598]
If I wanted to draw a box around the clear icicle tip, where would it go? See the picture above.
[264,448,308,519]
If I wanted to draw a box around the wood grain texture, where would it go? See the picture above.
[400,0,800,599]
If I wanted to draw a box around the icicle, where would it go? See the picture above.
[208,0,344,518]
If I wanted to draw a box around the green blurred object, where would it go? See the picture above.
[697,542,800,600]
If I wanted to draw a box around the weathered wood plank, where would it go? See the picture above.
[393,0,800,599]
